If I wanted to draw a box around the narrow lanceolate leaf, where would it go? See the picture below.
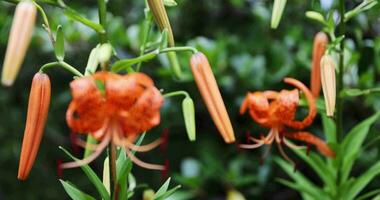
[147,0,175,46]
[320,55,336,117]
[310,32,328,97]
[182,96,196,141]
[340,112,380,183]
[60,180,96,200]
[1,1,37,86]
[55,25,65,61]
[190,52,235,143]
[271,0,287,29]
[18,72,51,180]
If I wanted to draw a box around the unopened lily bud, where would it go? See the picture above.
[147,0,175,46]
[1,1,37,86]
[271,0,287,29]
[190,52,235,143]
[310,32,328,97]
[18,72,51,180]
[320,55,336,117]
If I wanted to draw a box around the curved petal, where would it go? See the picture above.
[283,78,317,129]
[66,76,107,133]
[284,131,335,157]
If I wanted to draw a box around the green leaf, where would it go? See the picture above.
[343,161,380,199]
[64,8,105,33]
[275,158,329,198]
[59,147,110,200]
[292,149,336,193]
[163,0,177,7]
[55,25,65,61]
[117,134,146,200]
[111,51,158,72]
[276,178,316,200]
[271,0,287,29]
[182,96,196,141]
[305,11,326,25]
[340,112,380,183]
[357,188,380,200]
[102,157,110,195]
[345,0,378,22]
[153,178,171,199]
[156,185,181,200]
[60,180,96,200]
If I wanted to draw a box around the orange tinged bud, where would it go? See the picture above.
[18,72,51,180]
[190,52,235,143]
[310,32,328,97]
[147,0,175,46]
[320,55,336,117]
[1,1,37,86]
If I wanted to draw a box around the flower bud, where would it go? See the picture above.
[190,52,235,143]
[227,189,246,200]
[1,1,37,86]
[271,0,287,29]
[310,32,328,97]
[320,55,336,117]
[147,0,175,46]
[18,72,51,180]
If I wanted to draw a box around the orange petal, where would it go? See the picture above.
[310,32,328,97]
[66,75,107,133]
[2,1,36,86]
[18,72,51,180]
[283,78,317,129]
[284,131,335,157]
[190,52,235,143]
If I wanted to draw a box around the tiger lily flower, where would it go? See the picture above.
[18,72,51,180]
[310,32,328,97]
[190,52,235,143]
[240,78,335,164]
[63,72,165,170]
[2,1,37,86]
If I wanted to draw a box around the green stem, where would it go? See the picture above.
[160,46,198,54]
[97,0,108,43]
[136,9,153,71]
[34,2,55,45]
[163,91,189,98]
[39,61,83,77]
[336,0,345,142]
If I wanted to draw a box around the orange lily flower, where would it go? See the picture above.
[18,72,51,180]
[240,78,335,164]
[190,52,235,143]
[310,32,328,97]
[63,72,165,170]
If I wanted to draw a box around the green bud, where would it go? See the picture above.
[182,96,196,141]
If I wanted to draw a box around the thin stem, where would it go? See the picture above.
[163,91,189,98]
[39,61,83,77]
[136,9,153,71]
[160,46,198,54]
[97,0,108,43]
[336,0,345,142]
[34,2,55,45]
[109,142,118,200]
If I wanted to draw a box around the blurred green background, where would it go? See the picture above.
[1,0,380,199]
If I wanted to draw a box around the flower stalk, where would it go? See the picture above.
[1,1,37,86]
[190,52,235,143]
[18,72,51,180]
